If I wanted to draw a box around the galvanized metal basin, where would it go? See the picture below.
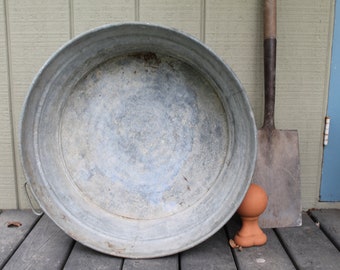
[20,23,256,258]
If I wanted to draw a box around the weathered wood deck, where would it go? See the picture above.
[0,209,339,269]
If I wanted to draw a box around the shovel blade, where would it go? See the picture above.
[252,129,302,228]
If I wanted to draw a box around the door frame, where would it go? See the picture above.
[320,0,340,202]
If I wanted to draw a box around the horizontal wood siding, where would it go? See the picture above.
[73,0,136,36]
[0,1,17,208]
[6,0,71,208]
[0,0,336,209]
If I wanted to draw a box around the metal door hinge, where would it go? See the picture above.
[323,116,331,146]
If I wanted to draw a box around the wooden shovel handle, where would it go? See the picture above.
[264,0,276,39]
[262,0,277,130]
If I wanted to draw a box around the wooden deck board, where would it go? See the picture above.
[64,242,123,270]
[309,209,340,251]
[275,212,340,270]
[123,255,178,270]
[180,229,236,270]
[226,215,295,270]
[1,210,339,269]
[3,214,74,270]
[0,210,39,268]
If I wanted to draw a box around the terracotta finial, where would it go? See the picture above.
[233,183,268,247]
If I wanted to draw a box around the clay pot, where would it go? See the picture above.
[233,183,268,247]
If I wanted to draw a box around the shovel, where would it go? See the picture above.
[252,0,301,228]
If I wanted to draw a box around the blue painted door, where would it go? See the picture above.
[320,0,340,201]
